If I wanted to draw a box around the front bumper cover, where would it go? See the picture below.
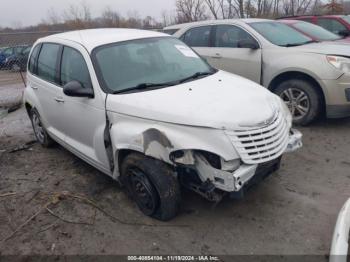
[195,128,302,194]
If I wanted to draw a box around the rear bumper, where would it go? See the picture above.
[330,198,350,262]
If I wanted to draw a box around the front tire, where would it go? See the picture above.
[121,153,181,221]
[274,79,321,125]
[30,108,55,147]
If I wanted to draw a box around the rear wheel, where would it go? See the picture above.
[30,108,55,147]
[274,79,321,125]
[121,153,181,221]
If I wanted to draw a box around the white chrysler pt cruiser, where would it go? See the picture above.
[24,29,302,220]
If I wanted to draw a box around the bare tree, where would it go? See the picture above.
[101,6,121,27]
[175,0,208,22]
[204,0,220,19]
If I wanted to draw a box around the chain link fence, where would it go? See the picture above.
[0,31,63,113]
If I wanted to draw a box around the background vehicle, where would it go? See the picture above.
[330,198,350,262]
[23,29,301,221]
[3,45,31,71]
[279,15,350,37]
[0,45,29,70]
[278,20,350,43]
[166,19,350,125]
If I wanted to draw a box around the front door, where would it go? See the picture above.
[207,24,262,83]
[58,44,110,172]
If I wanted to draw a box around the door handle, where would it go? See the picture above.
[54,97,65,103]
[31,85,38,90]
[211,53,222,59]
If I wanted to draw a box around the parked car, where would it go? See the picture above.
[278,20,350,44]
[24,29,302,220]
[3,45,31,71]
[330,198,350,262]
[0,45,29,69]
[166,19,350,125]
[279,15,350,37]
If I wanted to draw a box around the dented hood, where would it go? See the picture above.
[106,70,279,130]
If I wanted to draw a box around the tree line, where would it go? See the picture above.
[0,0,348,33]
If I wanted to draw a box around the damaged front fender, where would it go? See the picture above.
[107,112,240,179]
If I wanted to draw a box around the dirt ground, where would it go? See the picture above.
[0,71,349,258]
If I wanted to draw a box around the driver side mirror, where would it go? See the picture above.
[63,81,94,98]
[238,39,260,50]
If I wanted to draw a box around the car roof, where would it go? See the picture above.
[163,18,273,30]
[278,19,299,24]
[38,28,169,53]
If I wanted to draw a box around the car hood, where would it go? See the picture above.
[106,71,280,130]
[293,42,350,56]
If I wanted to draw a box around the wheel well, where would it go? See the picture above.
[117,149,135,169]
[25,102,32,116]
[268,71,326,113]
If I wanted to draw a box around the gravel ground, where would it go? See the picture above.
[0,74,349,258]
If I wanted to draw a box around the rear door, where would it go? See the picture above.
[180,25,214,63]
[30,43,66,142]
[208,24,262,83]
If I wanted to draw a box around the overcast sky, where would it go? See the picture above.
[0,0,175,28]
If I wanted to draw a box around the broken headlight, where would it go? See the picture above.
[171,150,241,172]
[220,158,241,172]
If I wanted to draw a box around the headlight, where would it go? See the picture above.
[327,55,350,73]
[4,58,8,63]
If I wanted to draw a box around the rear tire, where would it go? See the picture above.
[121,152,181,221]
[274,79,321,125]
[29,108,55,147]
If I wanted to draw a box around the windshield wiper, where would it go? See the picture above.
[178,71,214,84]
[113,81,177,94]
[281,40,318,47]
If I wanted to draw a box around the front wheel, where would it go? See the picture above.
[274,79,321,125]
[121,153,181,221]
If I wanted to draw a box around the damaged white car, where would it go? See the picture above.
[24,29,302,220]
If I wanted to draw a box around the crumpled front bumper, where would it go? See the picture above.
[285,128,303,153]
[195,128,302,194]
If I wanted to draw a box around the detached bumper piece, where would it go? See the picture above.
[285,128,302,153]
[230,157,281,199]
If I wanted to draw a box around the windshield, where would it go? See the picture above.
[93,37,213,93]
[341,16,350,24]
[292,21,341,41]
[249,21,313,47]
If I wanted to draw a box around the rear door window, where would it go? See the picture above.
[60,46,92,89]
[181,26,212,47]
[317,18,347,34]
[37,43,60,84]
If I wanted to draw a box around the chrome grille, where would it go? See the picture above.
[225,112,289,164]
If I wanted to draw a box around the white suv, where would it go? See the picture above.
[24,29,302,220]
